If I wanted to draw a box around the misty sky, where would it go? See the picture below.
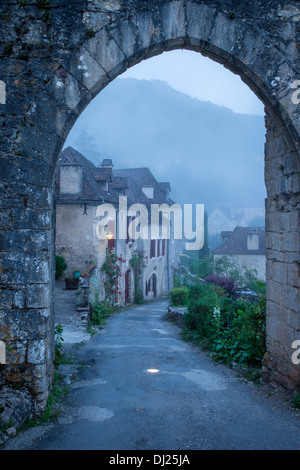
[121,50,264,116]
[65,49,266,214]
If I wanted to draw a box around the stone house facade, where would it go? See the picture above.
[213,227,266,281]
[55,146,177,306]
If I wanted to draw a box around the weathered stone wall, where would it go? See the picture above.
[0,0,299,420]
[263,110,300,391]
[56,204,99,275]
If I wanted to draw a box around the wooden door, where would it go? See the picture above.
[125,270,131,304]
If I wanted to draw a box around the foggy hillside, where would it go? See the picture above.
[66,78,266,212]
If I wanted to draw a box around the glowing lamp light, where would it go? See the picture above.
[147,368,159,374]
[106,231,114,240]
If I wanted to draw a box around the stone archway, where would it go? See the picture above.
[0,0,299,416]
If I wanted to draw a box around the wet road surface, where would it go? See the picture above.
[5,300,300,450]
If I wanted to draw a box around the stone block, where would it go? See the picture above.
[287,262,300,288]
[86,27,127,77]
[5,341,27,365]
[270,260,288,285]
[265,133,287,161]
[158,0,186,43]
[0,386,34,427]
[0,309,48,342]
[27,339,46,365]
[0,252,50,285]
[186,3,216,44]
[26,284,51,309]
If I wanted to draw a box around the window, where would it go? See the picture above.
[157,239,160,257]
[162,239,166,256]
[108,219,115,249]
[150,239,156,258]
[142,186,154,199]
[126,216,136,243]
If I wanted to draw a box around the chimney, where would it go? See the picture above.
[101,159,113,169]
[221,231,232,242]
[60,163,82,195]
[247,228,259,250]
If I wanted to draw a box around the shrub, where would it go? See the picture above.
[184,283,225,343]
[211,295,266,366]
[55,255,67,280]
[230,299,266,365]
[204,274,237,296]
[212,255,242,282]
[188,283,224,304]
[184,300,214,341]
[169,287,189,307]
[91,298,112,326]
[187,256,213,279]
[54,323,64,367]
[292,393,300,409]
[181,282,266,367]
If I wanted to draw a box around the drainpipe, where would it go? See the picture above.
[167,238,170,292]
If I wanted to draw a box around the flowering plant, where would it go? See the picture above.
[101,248,125,303]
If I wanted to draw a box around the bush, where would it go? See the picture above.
[55,256,67,280]
[182,282,266,367]
[91,298,112,326]
[169,287,189,306]
[212,255,242,283]
[188,256,213,279]
[188,283,224,304]
[230,299,266,365]
[204,274,237,296]
[184,283,225,343]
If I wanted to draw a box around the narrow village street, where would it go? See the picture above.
[4,298,300,451]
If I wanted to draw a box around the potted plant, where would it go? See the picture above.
[65,274,80,290]
[73,270,81,278]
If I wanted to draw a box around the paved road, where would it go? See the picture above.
[6,300,300,450]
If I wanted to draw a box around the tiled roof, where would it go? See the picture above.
[114,168,174,207]
[157,182,171,192]
[110,176,128,190]
[56,146,119,205]
[213,227,266,255]
[56,147,174,207]
[93,168,113,182]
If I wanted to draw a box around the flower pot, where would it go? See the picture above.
[65,278,80,290]
[73,271,81,278]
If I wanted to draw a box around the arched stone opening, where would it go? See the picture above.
[0,1,299,417]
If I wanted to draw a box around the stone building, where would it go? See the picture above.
[113,167,178,301]
[213,227,266,280]
[55,146,177,306]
